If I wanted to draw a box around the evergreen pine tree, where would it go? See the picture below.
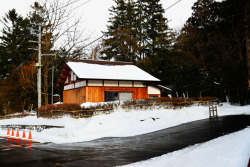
[102,0,173,70]
[141,0,170,58]
[176,0,248,103]
[139,0,173,82]
[0,9,31,82]
[102,0,138,63]
[0,9,35,114]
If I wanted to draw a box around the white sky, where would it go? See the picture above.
[0,0,196,38]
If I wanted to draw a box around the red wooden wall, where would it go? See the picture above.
[63,86,148,104]
[63,87,86,104]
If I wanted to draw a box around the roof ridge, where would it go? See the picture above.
[67,59,133,65]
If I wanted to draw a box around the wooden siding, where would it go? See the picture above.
[63,87,86,104]
[86,87,105,103]
[85,87,148,103]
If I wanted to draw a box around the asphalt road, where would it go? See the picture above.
[0,115,250,167]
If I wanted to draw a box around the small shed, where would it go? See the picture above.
[58,59,161,104]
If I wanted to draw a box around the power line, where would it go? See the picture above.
[48,0,91,15]
[80,33,106,49]
[65,0,92,14]
[13,0,184,68]
[165,0,182,11]
[80,0,184,50]
[13,0,92,71]
[51,0,81,12]
[13,34,30,52]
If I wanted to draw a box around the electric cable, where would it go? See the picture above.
[80,0,184,51]
[165,0,182,11]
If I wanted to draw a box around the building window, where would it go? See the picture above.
[119,92,132,100]
[105,92,133,102]
[105,92,118,102]
[149,95,158,99]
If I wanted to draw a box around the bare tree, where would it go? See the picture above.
[19,0,90,105]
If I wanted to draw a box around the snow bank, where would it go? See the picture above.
[122,127,250,167]
[80,101,121,108]
[0,103,249,144]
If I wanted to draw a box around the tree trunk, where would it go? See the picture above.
[246,0,250,78]
[22,98,25,116]
[43,67,49,106]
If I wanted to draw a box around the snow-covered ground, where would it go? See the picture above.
[0,102,249,167]
[0,103,249,144]
[122,127,250,167]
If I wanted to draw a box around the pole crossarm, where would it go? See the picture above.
[29,40,40,43]
[41,54,56,57]
[28,48,39,51]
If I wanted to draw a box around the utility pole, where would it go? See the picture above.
[38,24,42,111]
[29,23,57,113]
[29,23,42,117]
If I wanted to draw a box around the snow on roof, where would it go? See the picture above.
[67,61,160,82]
[157,85,172,91]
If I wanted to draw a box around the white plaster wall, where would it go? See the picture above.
[88,80,103,86]
[75,80,86,88]
[134,81,146,87]
[147,86,160,95]
[119,81,132,87]
[104,80,118,87]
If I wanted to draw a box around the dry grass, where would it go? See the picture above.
[0,113,34,120]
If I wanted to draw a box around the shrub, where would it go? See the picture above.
[37,97,217,118]
[38,103,81,113]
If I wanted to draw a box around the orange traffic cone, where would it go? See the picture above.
[7,128,10,136]
[22,131,26,139]
[28,131,32,140]
[11,129,14,137]
[16,129,19,138]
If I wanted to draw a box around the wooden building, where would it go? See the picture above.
[58,59,161,104]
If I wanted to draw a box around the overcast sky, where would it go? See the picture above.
[0,0,196,37]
